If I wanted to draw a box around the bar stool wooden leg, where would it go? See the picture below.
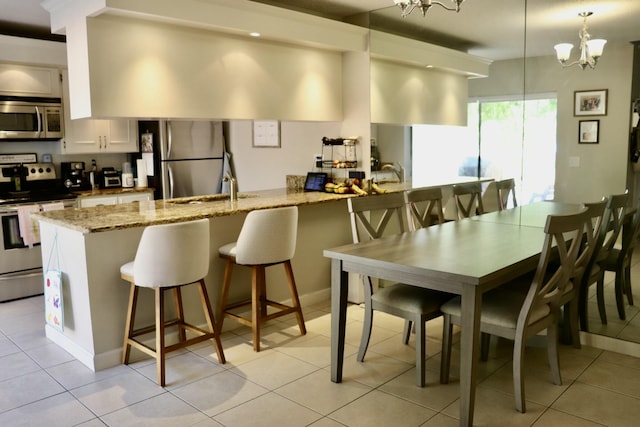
[173,287,186,342]
[218,259,234,332]
[122,283,138,365]
[251,266,263,351]
[197,279,226,364]
[284,260,306,335]
[155,288,166,387]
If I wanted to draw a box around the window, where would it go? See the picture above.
[412,96,557,204]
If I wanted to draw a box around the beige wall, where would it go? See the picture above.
[371,59,469,126]
[82,15,344,121]
[228,120,342,192]
[470,41,634,204]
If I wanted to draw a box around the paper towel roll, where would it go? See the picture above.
[136,159,148,188]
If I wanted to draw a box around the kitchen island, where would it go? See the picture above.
[33,177,489,371]
[34,187,361,370]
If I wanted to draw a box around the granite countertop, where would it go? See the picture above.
[33,188,366,234]
[34,177,491,234]
[73,187,155,197]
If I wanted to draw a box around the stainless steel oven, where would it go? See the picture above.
[0,158,77,302]
[0,205,47,301]
[0,199,76,302]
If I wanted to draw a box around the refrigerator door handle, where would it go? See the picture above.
[167,121,173,159]
[167,164,174,199]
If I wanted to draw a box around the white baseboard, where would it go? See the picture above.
[581,331,640,356]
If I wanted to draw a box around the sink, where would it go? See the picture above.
[167,193,257,204]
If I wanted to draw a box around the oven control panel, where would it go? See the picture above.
[24,163,56,181]
[0,163,57,183]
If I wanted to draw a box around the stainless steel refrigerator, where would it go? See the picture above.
[155,120,225,199]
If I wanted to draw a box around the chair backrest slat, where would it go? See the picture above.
[518,208,590,330]
[496,178,518,210]
[452,182,485,219]
[404,187,445,230]
[347,193,406,244]
[574,199,607,284]
[598,192,629,262]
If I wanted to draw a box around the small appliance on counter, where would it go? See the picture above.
[121,162,134,188]
[101,167,121,188]
[61,161,90,190]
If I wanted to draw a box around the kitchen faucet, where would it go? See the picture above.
[381,162,405,183]
[223,172,237,202]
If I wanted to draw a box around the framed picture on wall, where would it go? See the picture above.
[574,89,608,116]
[579,120,599,144]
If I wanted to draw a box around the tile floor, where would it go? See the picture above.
[2,281,640,427]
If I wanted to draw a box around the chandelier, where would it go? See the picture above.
[393,0,465,17]
[554,12,607,70]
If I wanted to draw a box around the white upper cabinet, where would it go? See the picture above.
[0,63,61,98]
[61,70,138,154]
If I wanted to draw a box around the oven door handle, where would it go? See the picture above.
[0,268,42,281]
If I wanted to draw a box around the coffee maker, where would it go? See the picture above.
[61,161,89,189]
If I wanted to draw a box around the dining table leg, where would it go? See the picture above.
[330,258,348,383]
[459,284,483,426]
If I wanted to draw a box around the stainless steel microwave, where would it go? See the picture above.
[0,97,63,140]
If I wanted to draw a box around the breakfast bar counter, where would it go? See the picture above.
[35,188,357,234]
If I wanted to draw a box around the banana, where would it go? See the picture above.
[351,184,368,196]
[325,182,339,193]
[334,186,350,194]
[371,182,387,194]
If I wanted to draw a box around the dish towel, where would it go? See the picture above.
[17,205,41,247]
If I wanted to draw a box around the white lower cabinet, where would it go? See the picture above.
[78,195,118,208]
[117,192,153,204]
[78,191,152,208]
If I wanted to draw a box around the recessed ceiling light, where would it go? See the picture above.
[249,32,261,37]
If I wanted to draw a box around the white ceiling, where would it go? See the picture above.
[1,0,639,61]
[0,0,51,31]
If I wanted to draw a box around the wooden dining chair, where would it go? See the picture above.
[440,208,590,413]
[404,187,445,231]
[347,193,452,387]
[598,206,640,321]
[578,191,629,330]
[452,182,485,219]
[496,178,518,210]
[558,199,606,348]
[481,179,517,213]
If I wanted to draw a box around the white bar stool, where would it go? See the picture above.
[120,219,225,387]
[218,206,306,351]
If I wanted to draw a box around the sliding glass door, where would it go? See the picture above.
[412,96,557,204]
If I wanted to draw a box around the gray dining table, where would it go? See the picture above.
[323,201,583,426]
